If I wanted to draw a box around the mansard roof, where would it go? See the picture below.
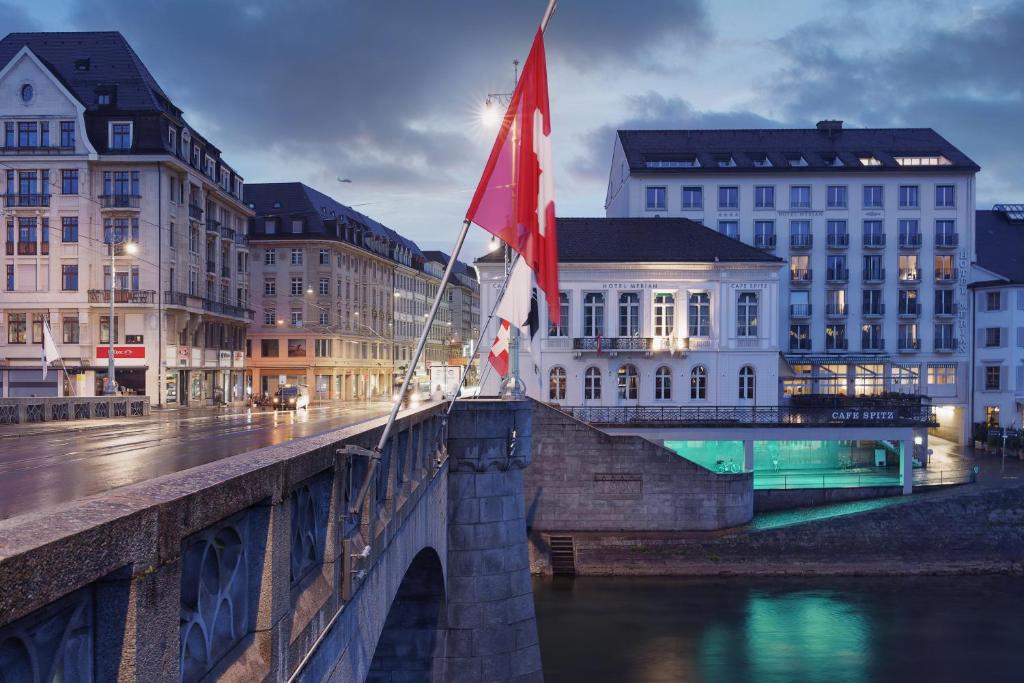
[617,126,980,174]
[477,217,782,265]
[976,206,1024,284]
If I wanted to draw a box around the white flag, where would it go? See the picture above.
[42,321,61,380]
[495,258,539,338]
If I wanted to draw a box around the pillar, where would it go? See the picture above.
[743,440,754,472]
[446,400,544,682]
[900,440,912,495]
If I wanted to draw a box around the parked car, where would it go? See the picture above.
[273,385,309,410]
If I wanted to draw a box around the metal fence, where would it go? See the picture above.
[0,396,150,424]
[558,404,936,428]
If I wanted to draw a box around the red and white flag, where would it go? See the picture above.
[467,28,559,326]
[488,319,511,377]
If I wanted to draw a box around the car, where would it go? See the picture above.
[273,385,309,410]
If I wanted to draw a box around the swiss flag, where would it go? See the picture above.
[467,28,559,325]
[488,319,511,377]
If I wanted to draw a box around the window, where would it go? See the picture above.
[826,324,847,350]
[985,366,1001,391]
[653,293,675,337]
[899,185,919,208]
[935,289,955,316]
[898,254,920,281]
[291,248,303,265]
[738,366,755,400]
[62,316,79,344]
[898,219,920,247]
[985,328,1002,347]
[315,339,332,357]
[899,323,920,349]
[898,289,919,315]
[935,255,955,280]
[862,324,883,350]
[264,249,276,266]
[103,170,139,197]
[935,185,955,208]
[59,121,75,148]
[688,292,710,337]
[61,169,78,194]
[827,185,847,208]
[290,277,304,296]
[290,310,303,327]
[754,220,775,248]
[7,312,26,343]
[261,339,279,357]
[264,279,276,295]
[935,323,955,350]
[718,186,739,209]
[645,186,666,211]
[583,293,604,337]
[986,291,1002,311]
[790,220,811,248]
[826,287,847,314]
[751,154,772,168]
[928,365,956,385]
[61,264,78,291]
[863,220,884,247]
[827,220,848,246]
[936,220,957,246]
[99,315,118,344]
[690,365,707,399]
[791,255,810,280]
[319,249,330,265]
[548,292,569,337]
[751,185,774,209]
[790,185,811,209]
[863,254,884,280]
[264,310,276,325]
[737,292,758,337]
[863,185,883,208]
[549,367,567,401]
[318,278,329,296]
[61,217,78,242]
[681,186,702,209]
[655,367,672,400]
[584,367,601,400]
[17,122,37,148]
[109,122,132,150]
[985,406,1001,426]
[790,324,811,350]
[617,365,639,400]
[718,220,739,239]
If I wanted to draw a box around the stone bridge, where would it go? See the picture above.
[0,400,542,683]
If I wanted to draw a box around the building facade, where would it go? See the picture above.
[476,218,783,406]
[424,250,481,375]
[971,205,1024,430]
[606,122,978,441]
[0,32,252,404]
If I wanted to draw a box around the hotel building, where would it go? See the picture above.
[605,122,978,441]
[0,32,252,404]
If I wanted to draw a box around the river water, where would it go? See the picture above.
[533,575,1024,683]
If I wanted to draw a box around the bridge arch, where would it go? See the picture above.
[366,546,447,681]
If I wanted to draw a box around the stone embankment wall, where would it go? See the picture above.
[534,483,1024,576]
[526,402,752,532]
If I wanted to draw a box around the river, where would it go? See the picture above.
[533,575,1024,683]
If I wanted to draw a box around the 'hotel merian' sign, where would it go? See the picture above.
[832,409,896,421]
[602,283,661,289]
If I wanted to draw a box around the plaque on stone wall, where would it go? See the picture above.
[593,473,642,498]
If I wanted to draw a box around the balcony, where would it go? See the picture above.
[935,233,959,249]
[234,233,249,248]
[863,234,886,249]
[790,268,812,284]
[863,268,885,283]
[826,338,849,351]
[898,234,922,249]
[205,219,221,234]
[3,241,11,255]
[98,194,141,209]
[935,303,958,317]
[205,261,216,274]
[3,193,49,208]
[826,268,849,283]
[573,337,653,353]
[863,304,886,317]
[40,241,48,255]
[201,298,254,320]
[188,204,204,221]
[164,290,188,307]
[827,234,849,249]
[935,269,957,282]
[0,144,75,155]
[87,289,156,304]
[825,303,848,317]
[220,225,236,241]
[790,234,813,250]
[789,304,812,318]
[15,241,37,255]
[790,339,812,351]
[898,338,921,352]
[934,337,957,352]
[898,304,921,317]
[754,235,777,250]
[862,337,885,351]
[898,270,921,284]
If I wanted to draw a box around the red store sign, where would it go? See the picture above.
[95,346,146,359]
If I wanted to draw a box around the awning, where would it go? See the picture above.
[784,354,892,364]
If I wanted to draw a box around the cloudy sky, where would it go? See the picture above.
[4,0,1022,259]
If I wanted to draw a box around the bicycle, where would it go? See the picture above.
[715,459,741,474]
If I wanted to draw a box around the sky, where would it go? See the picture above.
[3,0,1022,261]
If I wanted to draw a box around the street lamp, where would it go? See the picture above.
[105,239,137,394]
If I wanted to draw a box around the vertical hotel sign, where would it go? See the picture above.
[957,245,969,354]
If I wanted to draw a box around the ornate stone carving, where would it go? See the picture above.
[0,586,94,683]
[290,470,332,587]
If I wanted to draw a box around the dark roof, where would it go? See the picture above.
[423,250,476,280]
[617,127,980,173]
[975,208,1024,284]
[0,31,177,115]
[477,217,782,264]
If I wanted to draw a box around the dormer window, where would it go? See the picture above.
[181,130,190,158]
[74,58,91,72]
[824,154,844,167]
[858,155,882,166]
[785,154,808,167]
[751,154,772,168]
[108,122,132,150]
[714,155,736,168]
[645,155,700,168]
[192,144,200,167]
[894,155,951,167]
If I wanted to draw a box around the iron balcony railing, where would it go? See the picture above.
[826,268,849,283]
[826,234,849,248]
[754,235,777,249]
[789,339,812,351]
[789,304,812,317]
[201,297,255,320]
[558,404,937,428]
[220,225,236,240]
[898,270,921,283]
[0,144,75,155]
[16,241,37,255]
[188,204,204,221]
[790,268,812,283]
[898,234,923,248]
[234,233,248,247]
[863,268,886,282]
[863,234,886,248]
[935,233,959,248]
[863,304,885,317]
[205,219,221,233]
[790,234,812,250]
[3,193,49,207]
[98,194,141,209]
[88,289,156,304]
[826,338,849,350]
[935,303,958,317]
[898,338,921,351]
[934,337,957,352]
[898,304,921,317]
[573,337,653,351]
[935,268,958,282]
[825,303,848,317]
[861,336,885,351]
[164,290,188,306]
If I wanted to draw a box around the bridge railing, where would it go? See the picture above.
[0,395,150,424]
[556,404,936,427]
[0,401,449,683]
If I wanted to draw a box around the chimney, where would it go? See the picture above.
[816,120,843,131]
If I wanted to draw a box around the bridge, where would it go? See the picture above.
[0,400,543,683]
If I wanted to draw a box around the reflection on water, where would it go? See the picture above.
[533,576,1024,683]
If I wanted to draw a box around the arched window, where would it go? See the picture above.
[618,292,640,336]
[737,292,758,337]
[584,367,601,400]
[617,364,639,400]
[688,292,710,337]
[690,365,707,400]
[549,366,566,401]
[739,365,756,400]
[655,366,672,400]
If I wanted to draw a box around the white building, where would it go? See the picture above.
[476,217,783,406]
[0,32,252,403]
[605,122,978,442]
[971,204,1024,430]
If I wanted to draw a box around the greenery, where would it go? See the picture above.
[974,422,990,443]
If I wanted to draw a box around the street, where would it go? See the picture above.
[0,402,395,521]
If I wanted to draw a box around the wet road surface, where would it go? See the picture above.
[0,402,394,521]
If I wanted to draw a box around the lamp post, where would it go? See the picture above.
[105,239,138,394]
